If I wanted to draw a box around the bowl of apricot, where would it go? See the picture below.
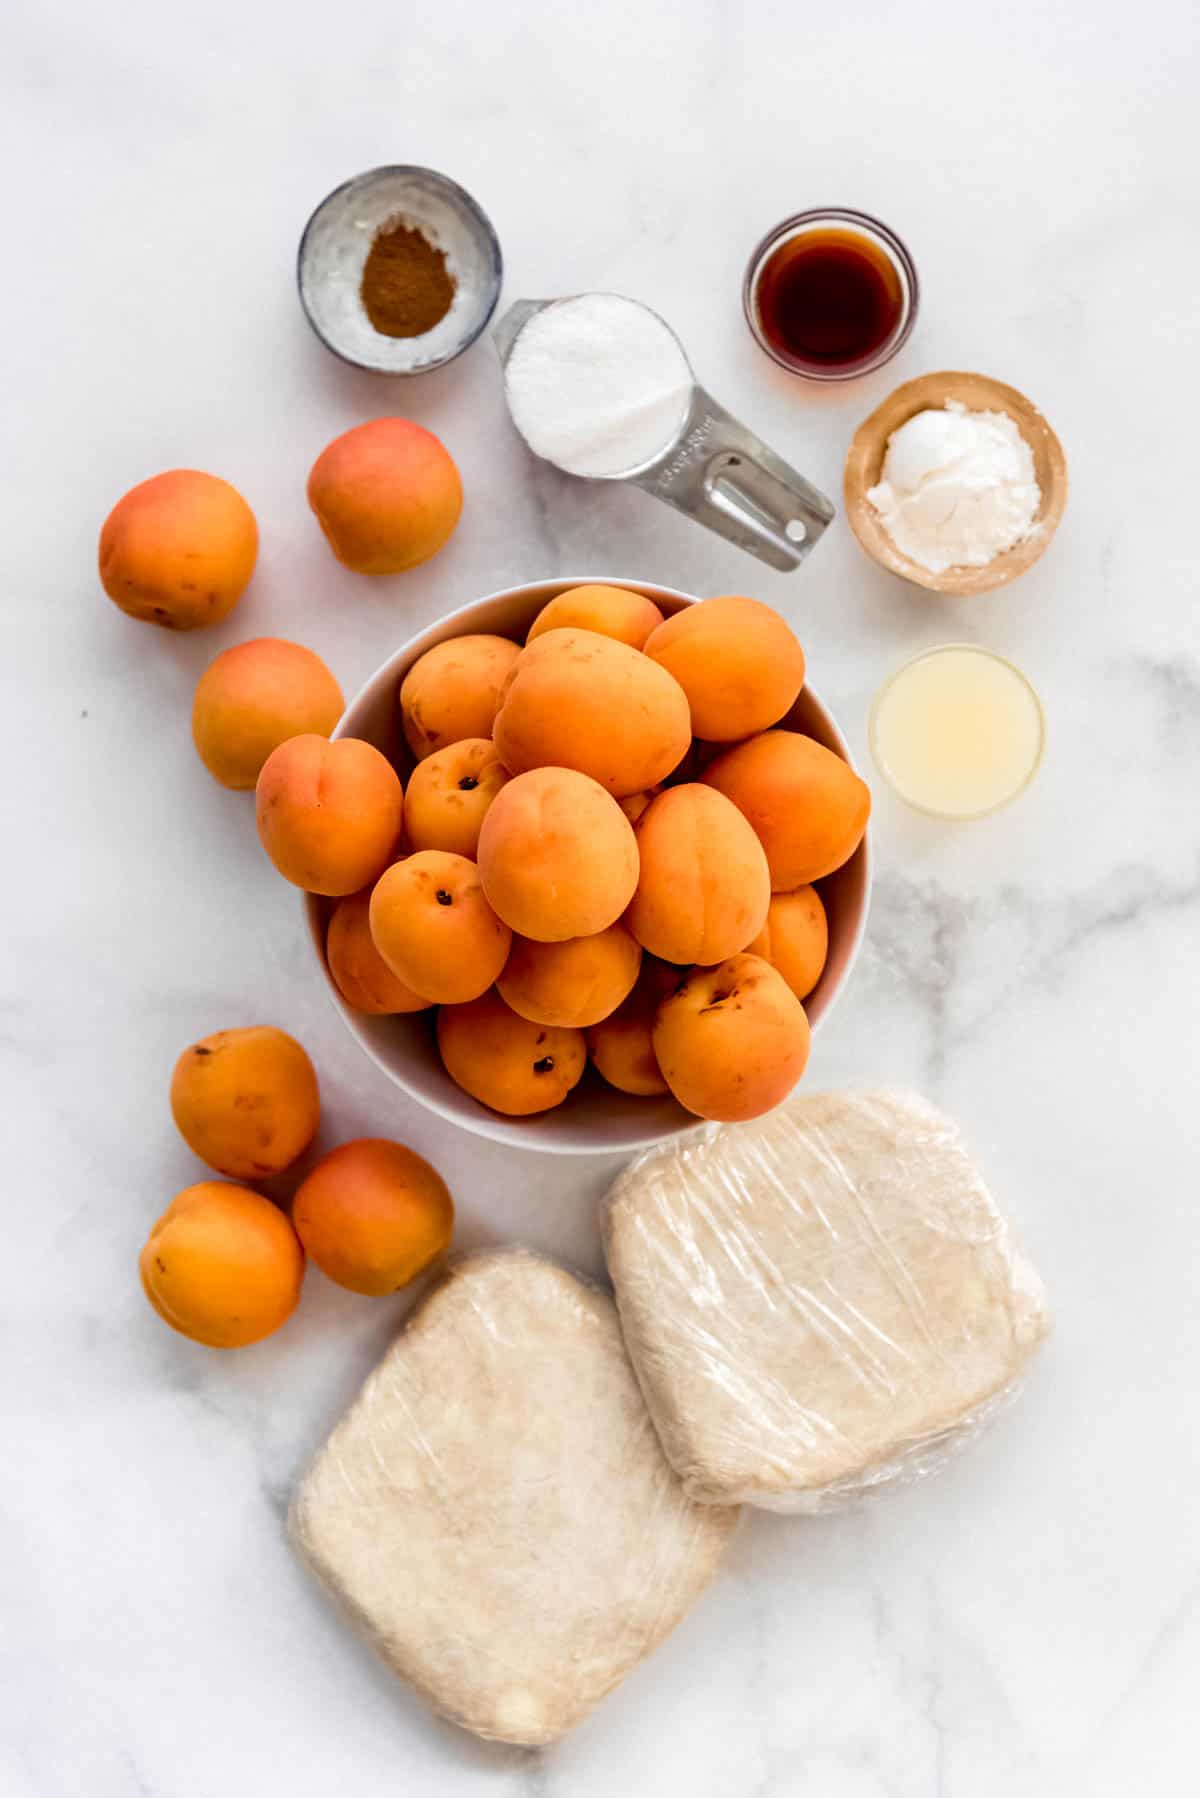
[301,579,871,1153]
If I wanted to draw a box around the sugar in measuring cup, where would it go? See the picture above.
[495,293,835,573]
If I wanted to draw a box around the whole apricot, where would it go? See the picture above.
[292,1138,454,1297]
[370,851,511,1003]
[326,890,431,1015]
[492,628,691,797]
[437,990,586,1116]
[627,784,770,965]
[644,595,806,741]
[192,638,344,789]
[746,884,829,1001]
[585,958,681,1097]
[703,730,871,887]
[256,734,403,896]
[307,419,462,575]
[498,923,641,1028]
[140,1182,305,1348]
[170,1026,320,1179]
[652,954,811,1122]
[526,584,665,650]
[99,469,257,630]
[399,635,520,760]
[403,738,511,858]
[477,767,639,941]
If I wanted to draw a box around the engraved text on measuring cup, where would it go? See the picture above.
[655,414,718,487]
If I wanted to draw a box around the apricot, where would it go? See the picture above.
[256,734,403,896]
[643,595,806,741]
[526,584,665,650]
[703,729,871,887]
[370,851,511,1003]
[292,1138,453,1297]
[653,953,811,1122]
[492,628,691,798]
[326,890,430,1015]
[626,784,770,965]
[403,738,510,858]
[437,989,586,1116]
[170,1025,320,1179]
[140,1182,305,1348]
[307,418,462,575]
[619,786,660,825]
[746,884,829,1001]
[99,469,257,630]
[192,637,344,789]
[399,635,520,760]
[585,958,682,1098]
[477,767,639,941]
[498,923,641,1028]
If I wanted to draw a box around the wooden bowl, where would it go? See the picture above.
[843,371,1067,596]
[303,577,871,1156]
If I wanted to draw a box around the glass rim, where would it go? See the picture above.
[742,206,920,383]
[867,642,1046,821]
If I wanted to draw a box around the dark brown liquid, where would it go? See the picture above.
[754,229,903,373]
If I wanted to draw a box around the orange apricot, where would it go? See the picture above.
[256,734,403,896]
[99,469,257,631]
[140,1182,305,1348]
[403,737,511,858]
[492,628,691,798]
[644,595,806,741]
[477,767,639,941]
[626,784,770,965]
[526,584,665,650]
[369,851,511,1003]
[703,729,871,887]
[652,953,811,1122]
[192,638,343,789]
[170,1026,320,1179]
[326,890,431,1016]
[292,1138,454,1297]
[437,989,586,1116]
[585,958,682,1097]
[498,923,642,1028]
[746,884,829,1001]
[399,635,520,760]
[307,419,462,575]
[619,786,660,825]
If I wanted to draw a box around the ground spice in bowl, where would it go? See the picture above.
[360,220,456,338]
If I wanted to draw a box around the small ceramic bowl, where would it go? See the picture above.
[304,578,872,1156]
[297,165,502,374]
[844,371,1068,596]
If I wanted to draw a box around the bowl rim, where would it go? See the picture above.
[304,576,872,1154]
[843,369,1068,596]
[296,163,504,376]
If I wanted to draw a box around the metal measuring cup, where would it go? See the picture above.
[494,297,835,573]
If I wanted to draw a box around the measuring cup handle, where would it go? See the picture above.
[632,386,836,572]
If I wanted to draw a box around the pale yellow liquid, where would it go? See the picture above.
[870,646,1044,818]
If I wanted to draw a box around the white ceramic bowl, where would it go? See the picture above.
[304,578,871,1154]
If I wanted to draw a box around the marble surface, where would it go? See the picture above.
[6,1,1200,1792]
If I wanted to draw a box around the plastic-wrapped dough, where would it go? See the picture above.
[289,1250,737,1747]
[604,1089,1050,1511]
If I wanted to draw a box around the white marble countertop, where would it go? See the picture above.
[7,1,1200,1793]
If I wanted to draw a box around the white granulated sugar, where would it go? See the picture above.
[867,400,1041,573]
[505,294,694,479]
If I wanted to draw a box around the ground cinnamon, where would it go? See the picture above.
[360,220,456,339]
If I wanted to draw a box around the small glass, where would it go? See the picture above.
[743,206,919,382]
[869,644,1045,820]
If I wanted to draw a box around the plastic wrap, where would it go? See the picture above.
[604,1089,1050,1513]
[289,1250,737,1748]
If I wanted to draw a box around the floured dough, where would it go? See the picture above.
[289,1250,737,1746]
[604,1089,1050,1510]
